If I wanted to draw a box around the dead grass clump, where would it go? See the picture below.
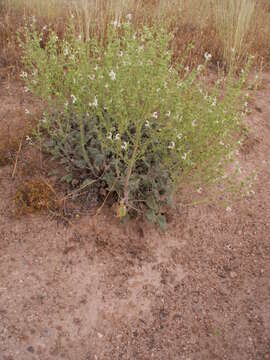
[14,178,57,215]
[0,137,20,167]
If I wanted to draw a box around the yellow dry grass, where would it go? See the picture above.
[0,0,269,71]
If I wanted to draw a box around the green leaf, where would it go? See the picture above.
[146,195,158,211]
[103,171,115,188]
[146,209,156,224]
[128,178,140,191]
[61,173,73,183]
[94,153,104,167]
[166,193,175,208]
[157,214,167,232]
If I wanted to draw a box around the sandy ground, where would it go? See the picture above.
[0,73,269,360]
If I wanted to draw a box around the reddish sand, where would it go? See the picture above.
[0,73,269,360]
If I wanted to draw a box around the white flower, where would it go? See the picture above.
[177,133,182,140]
[166,111,171,117]
[41,115,47,124]
[107,132,112,140]
[126,13,132,21]
[25,135,32,144]
[115,133,120,141]
[71,94,77,104]
[182,153,187,160]
[113,19,121,28]
[64,48,69,56]
[152,112,158,119]
[211,97,217,106]
[197,64,203,72]
[192,119,197,127]
[89,96,98,108]
[121,141,129,150]
[145,121,150,128]
[197,187,202,194]
[168,141,175,150]
[24,86,30,93]
[244,101,248,108]
[78,34,82,41]
[25,109,30,115]
[226,206,232,212]
[204,52,212,61]
[20,71,28,79]
[109,69,116,81]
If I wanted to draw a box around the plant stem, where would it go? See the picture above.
[79,120,97,177]
[123,135,139,207]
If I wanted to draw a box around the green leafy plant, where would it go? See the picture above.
[19,17,249,229]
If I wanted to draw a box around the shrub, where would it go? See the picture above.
[19,17,248,229]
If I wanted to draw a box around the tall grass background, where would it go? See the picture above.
[0,0,269,72]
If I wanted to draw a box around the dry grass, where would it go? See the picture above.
[0,0,269,73]
[14,178,58,215]
[0,137,20,166]
[214,0,256,68]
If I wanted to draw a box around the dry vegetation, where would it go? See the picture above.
[0,0,270,74]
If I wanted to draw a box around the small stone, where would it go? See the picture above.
[27,346,35,353]
[230,271,237,279]
[97,332,103,338]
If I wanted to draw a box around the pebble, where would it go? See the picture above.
[27,346,35,353]
[230,271,237,279]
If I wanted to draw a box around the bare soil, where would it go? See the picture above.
[0,73,270,360]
